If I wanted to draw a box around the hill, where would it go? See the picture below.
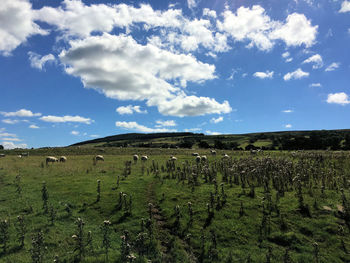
[70,129,350,151]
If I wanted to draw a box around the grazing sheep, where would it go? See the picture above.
[192,153,199,156]
[141,155,148,161]
[0,154,5,158]
[46,156,58,165]
[21,152,29,157]
[133,154,139,163]
[170,156,177,161]
[222,153,230,159]
[195,156,201,164]
[210,150,216,155]
[59,156,67,162]
[250,149,257,155]
[93,155,104,165]
[201,155,207,162]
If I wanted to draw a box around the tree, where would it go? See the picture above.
[0,145,3,150]
[198,140,210,149]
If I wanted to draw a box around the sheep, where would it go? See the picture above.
[170,156,177,161]
[210,150,216,155]
[46,156,58,165]
[250,149,257,155]
[133,154,139,163]
[201,155,207,162]
[21,152,29,157]
[93,155,104,165]
[59,156,67,162]
[222,153,230,159]
[141,155,148,161]
[195,156,201,164]
[0,154,5,158]
[192,153,199,156]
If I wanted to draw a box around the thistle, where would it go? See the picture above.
[96,180,101,203]
[41,182,49,214]
[30,231,45,263]
[0,219,10,253]
[16,215,26,248]
[101,220,112,261]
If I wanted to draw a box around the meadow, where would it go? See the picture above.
[0,148,350,262]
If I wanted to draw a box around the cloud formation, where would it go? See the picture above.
[28,52,55,70]
[40,115,93,124]
[253,71,274,79]
[302,54,323,69]
[327,92,350,105]
[0,0,48,56]
[116,121,177,133]
[325,62,340,72]
[339,1,350,13]
[0,109,41,117]
[155,120,177,127]
[283,68,309,81]
[210,116,224,123]
[60,33,231,117]
[116,105,147,115]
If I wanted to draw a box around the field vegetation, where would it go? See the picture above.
[0,148,350,262]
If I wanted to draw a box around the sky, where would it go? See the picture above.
[0,0,349,149]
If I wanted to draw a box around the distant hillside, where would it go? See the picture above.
[70,129,350,151]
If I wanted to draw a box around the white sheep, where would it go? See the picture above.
[46,156,58,165]
[59,156,67,162]
[141,155,148,161]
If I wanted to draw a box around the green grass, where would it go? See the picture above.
[0,150,350,262]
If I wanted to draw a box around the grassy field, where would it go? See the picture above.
[0,149,350,262]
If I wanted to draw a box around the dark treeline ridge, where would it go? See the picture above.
[64,129,350,151]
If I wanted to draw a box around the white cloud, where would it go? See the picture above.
[2,119,19,124]
[282,51,290,58]
[285,124,292,128]
[206,130,221,135]
[0,109,41,117]
[116,121,177,133]
[60,33,231,117]
[0,0,48,56]
[325,62,340,72]
[339,1,350,12]
[282,110,293,113]
[253,71,274,79]
[40,115,93,124]
[116,105,147,115]
[203,8,217,18]
[90,134,99,138]
[187,0,197,9]
[210,116,224,123]
[71,130,79,135]
[283,68,309,81]
[270,13,318,48]
[309,83,322,87]
[327,92,350,105]
[0,132,17,137]
[1,141,27,149]
[1,137,21,141]
[29,124,39,129]
[218,6,318,51]
[302,54,323,69]
[155,120,177,127]
[28,52,55,70]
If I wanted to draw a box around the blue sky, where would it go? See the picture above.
[0,0,349,149]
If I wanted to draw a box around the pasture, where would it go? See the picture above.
[0,149,350,262]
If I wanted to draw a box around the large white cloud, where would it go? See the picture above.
[0,109,41,117]
[270,13,317,47]
[60,33,231,117]
[116,121,177,133]
[40,115,93,124]
[339,1,350,13]
[0,0,48,56]
[327,92,350,105]
[283,68,309,81]
[218,6,317,51]
[302,54,323,69]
